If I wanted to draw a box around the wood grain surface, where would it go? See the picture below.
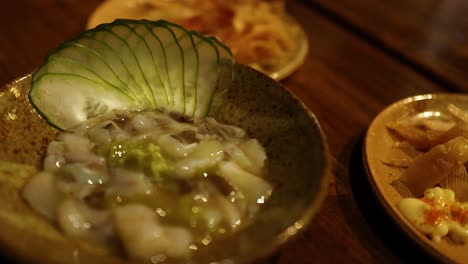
[311,0,468,92]
[0,0,462,263]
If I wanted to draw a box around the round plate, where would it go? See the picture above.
[364,93,468,263]
[86,1,308,81]
[264,19,308,81]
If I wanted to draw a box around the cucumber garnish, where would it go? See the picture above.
[30,19,234,130]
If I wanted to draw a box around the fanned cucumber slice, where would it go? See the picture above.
[29,19,234,130]
[154,22,187,114]
[163,21,199,116]
[31,73,136,130]
[191,33,219,117]
[34,43,143,103]
[33,57,131,99]
[110,22,163,106]
[90,24,157,106]
[126,21,170,108]
[50,39,149,105]
[75,37,150,104]
[142,21,174,107]
[207,37,235,116]
[75,39,148,104]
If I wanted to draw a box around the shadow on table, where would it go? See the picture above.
[347,134,436,263]
[0,254,17,264]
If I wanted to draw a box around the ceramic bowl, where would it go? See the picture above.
[0,64,330,264]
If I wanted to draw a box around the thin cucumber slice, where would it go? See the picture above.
[34,44,142,103]
[90,24,157,106]
[126,21,171,108]
[30,73,136,130]
[210,37,235,90]
[142,21,174,108]
[163,21,199,116]
[29,19,234,130]
[207,36,235,116]
[191,33,219,117]
[74,33,151,107]
[107,22,166,107]
[154,22,186,114]
[33,57,134,101]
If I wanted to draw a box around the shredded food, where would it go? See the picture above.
[87,0,299,69]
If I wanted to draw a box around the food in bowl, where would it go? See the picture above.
[0,17,329,264]
[22,19,274,262]
[23,109,271,261]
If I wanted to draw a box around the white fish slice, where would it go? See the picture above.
[400,136,468,197]
[440,165,468,202]
[448,104,468,124]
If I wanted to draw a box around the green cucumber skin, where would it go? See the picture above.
[154,22,186,115]
[190,32,218,118]
[90,26,157,107]
[33,44,142,103]
[125,22,171,108]
[30,73,136,130]
[142,21,175,108]
[29,19,234,130]
[207,36,235,117]
[108,23,161,106]
[46,37,150,105]
[67,27,152,105]
[164,21,199,117]
[33,57,135,101]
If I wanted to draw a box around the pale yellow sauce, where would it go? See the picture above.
[398,187,468,243]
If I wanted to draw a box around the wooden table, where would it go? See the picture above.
[0,0,465,263]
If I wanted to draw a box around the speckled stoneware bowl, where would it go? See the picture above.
[0,64,330,264]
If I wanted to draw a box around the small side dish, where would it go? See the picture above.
[364,94,468,263]
[387,103,468,198]
[23,19,272,262]
[0,16,329,264]
[385,103,468,242]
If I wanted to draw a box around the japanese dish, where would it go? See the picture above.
[25,19,270,262]
[0,18,329,264]
[86,0,307,80]
[364,94,468,263]
[387,103,468,242]
[23,110,271,262]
